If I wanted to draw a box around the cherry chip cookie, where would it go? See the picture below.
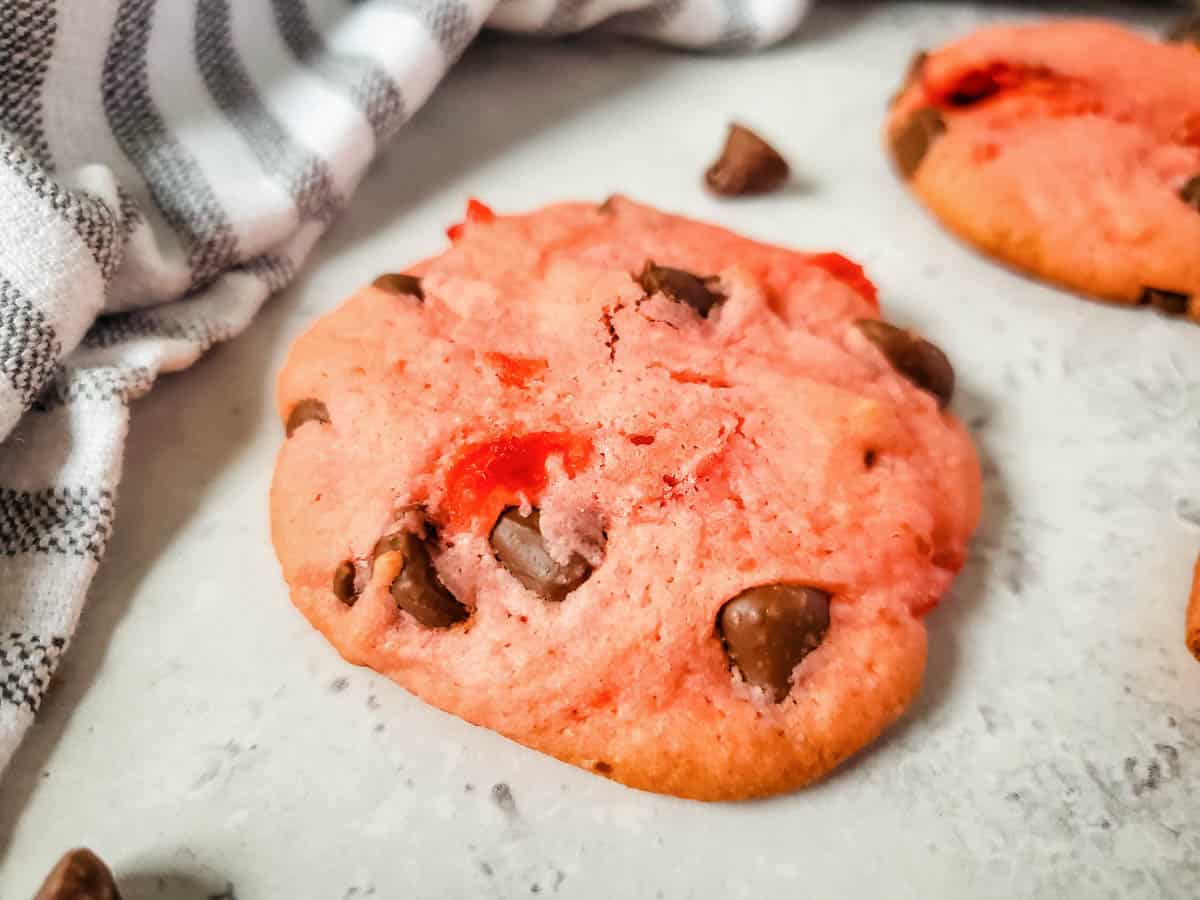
[887,20,1200,319]
[270,197,981,800]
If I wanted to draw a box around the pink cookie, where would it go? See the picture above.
[887,19,1200,317]
[270,197,981,800]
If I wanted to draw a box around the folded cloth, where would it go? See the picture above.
[0,0,809,772]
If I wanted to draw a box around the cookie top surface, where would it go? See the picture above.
[270,196,981,800]
[887,19,1200,315]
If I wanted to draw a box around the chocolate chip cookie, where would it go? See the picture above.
[887,20,1200,318]
[270,196,981,800]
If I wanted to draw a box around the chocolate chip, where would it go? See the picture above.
[1179,175,1200,211]
[717,585,831,702]
[1167,14,1200,45]
[704,123,790,196]
[372,273,424,299]
[490,508,593,602]
[890,50,929,106]
[389,531,468,628]
[285,398,330,437]
[1139,287,1191,317]
[637,261,725,318]
[856,319,955,408]
[890,107,945,179]
[34,848,122,900]
[332,560,357,605]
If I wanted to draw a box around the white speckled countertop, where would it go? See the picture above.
[2,3,1198,897]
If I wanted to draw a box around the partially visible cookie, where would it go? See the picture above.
[1188,554,1200,662]
[886,20,1200,318]
[271,197,981,800]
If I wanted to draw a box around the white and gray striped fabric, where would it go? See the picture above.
[0,0,809,772]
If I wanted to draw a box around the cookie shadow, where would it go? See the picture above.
[115,870,223,900]
[894,0,1191,32]
[809,378,1013,789]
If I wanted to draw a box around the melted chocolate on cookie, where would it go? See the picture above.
[373,273,424,299]
[718,585,832,702]
[856,319,955,407]
[285,398,330,437]
[490,507,594,602]
[637,261,725,318]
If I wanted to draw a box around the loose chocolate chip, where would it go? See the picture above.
[890,107,945,179]
[1139,287,1191,317]
[1180,175,1200,212]
[856,319,955,408]
[718,584,831,703]
[372,273,424,299]
[35,848,122,900]
[389,531,468,628]
[285,398,330,437]
[1167,14,1200,45]
[490,507,593,602]
[704,123,790,197]
[637,261,725,318]
[332,560,358,605]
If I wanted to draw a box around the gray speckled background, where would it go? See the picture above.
[1,3,1197,897]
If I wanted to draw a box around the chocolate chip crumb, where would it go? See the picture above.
[285,398,330,437]
[332,560,357,605]
[593,761,613,774]
[704,123,790,196]
[1179,175,1200,211]
[856,319,955,407]
[890,50,929,105]
[637,261,725,318]
[1139,287,1190,317]
[890,107,945,179]
[372,273,424,299]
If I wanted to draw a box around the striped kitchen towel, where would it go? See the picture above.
[0,0,810,772]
